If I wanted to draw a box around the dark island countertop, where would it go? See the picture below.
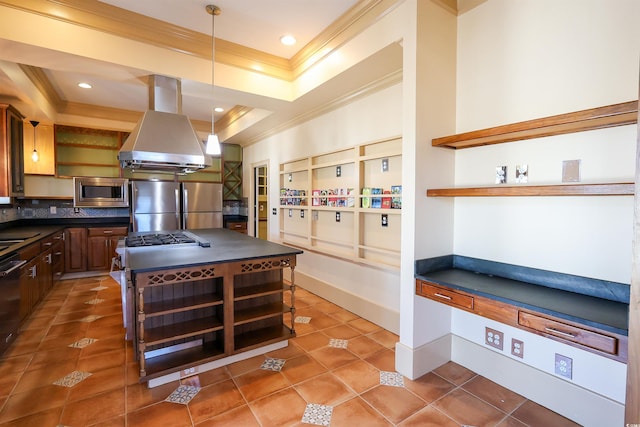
[415,255,629,336]
[125,228,303,272]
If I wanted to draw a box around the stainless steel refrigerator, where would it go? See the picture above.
[130,181,223,232]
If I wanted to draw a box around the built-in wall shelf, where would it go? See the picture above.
[427,182,634,197]
[432,100,638,149]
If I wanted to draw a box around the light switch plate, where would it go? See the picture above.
[562,159,581,182]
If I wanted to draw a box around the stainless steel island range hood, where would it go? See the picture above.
[118,75,212,174]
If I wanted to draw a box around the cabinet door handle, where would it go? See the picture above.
[433,292,452,300]
[43,242,52,247]
[544,327,576,339]
[46,254,52,264]
[29,265,37,278]
[104,230,113,234]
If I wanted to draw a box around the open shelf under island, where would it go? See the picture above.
[121,228,302,386]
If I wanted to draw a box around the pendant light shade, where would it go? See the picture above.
[30,120,39,162]
[205,4,221,157]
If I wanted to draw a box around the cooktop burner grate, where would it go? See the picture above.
[126,232,197,247]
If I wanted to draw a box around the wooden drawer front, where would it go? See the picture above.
[518,311,617,355]
[417,280,474,310]
[88,227,128,237]
[228,222,247,230]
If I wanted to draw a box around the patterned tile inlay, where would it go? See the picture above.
[380,371,404,387]
[84,298,105,305]
[90,285,108,291]
[301,403,333,426]
[165,385,200,404]
[69,337,98,349]
[53,371,92,387]
[328,338,348,349]
[260,357,286,372]
[79,315,103,322]
[295,316,312,324]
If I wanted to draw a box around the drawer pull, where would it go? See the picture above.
[544,327,576,339]
[434,292,452,300]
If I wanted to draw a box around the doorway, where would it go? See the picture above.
[253,164,268,240]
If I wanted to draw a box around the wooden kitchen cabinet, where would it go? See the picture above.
[226,221,247,234]
[87,227,127,271]
[1,104,25,202]
[19,257,38,321]
[23,123,55,175]
[65,227,87,273]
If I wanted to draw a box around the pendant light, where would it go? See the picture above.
[30,120,39,162]
[205,4,221,156]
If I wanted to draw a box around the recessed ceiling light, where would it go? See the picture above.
[78,82,92,89]
[280,35,296,46]
[214,107,224,113]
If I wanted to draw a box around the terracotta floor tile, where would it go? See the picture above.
[77,348,125,372]
[291,331,329,352]
[0,384,68,423]
[0,354,33,377]
[511,400,581,427]
[297,294,327,306]
[432,388,507,427]
[190,366,231,387]
[364,348,396,372]
[361,384,426,424]
[19,315,55,331]
[38,330,88,351]
[265,340,304,360]
[45,320,90,338]
[226,354,266,377]
[314,300,343,313]
[306,313,342,330]
[332,360,381,394]
[12,361,77,393]
[66,365,125,402]
[331,396,393,427]
[496,416,529,426]
[126,401,192,427]
[295,372,356,405]
[309,345,359,370]
[0,371,21,398]
[403,372,456,404]
[235,368,291,402]
[433,361,477,386]
[79,335,126,358]
[280,354,327,384]
[329,308,361,322]
[322,323,362,340]
[347,335,386,358]
[126,380,180,413]
[249,387,307,427]
[462,375,526,413]
[290,321,316,336]
[398,405,459,427]
[26,346,81,371]
[0,406,63,427]
[188,379,245,424]
[368,329,399,349]
[195,404,260,427]
[349,317,383,334]
[90,414,126,427]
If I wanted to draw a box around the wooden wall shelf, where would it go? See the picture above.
[427,183,634,197]
[432,100,638,149]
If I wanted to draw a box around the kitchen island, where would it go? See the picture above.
[123,228,302,386]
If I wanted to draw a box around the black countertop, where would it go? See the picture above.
[125,228,302,272]
[0,225,65,259]
[415,255,629,336]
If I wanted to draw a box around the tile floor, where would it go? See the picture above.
[0,275,581,426]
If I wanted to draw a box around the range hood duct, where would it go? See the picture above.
[118,75,212,174]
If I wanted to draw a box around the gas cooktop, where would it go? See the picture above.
[125,232,197,247]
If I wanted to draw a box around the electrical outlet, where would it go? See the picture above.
[485,327,503,350]
[49,206,57,214]
[555,354,573,379]
[511,338,524,358]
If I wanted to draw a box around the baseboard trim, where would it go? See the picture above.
[395,334,451,380]
[292,270,399,334]
[451,335,624,427]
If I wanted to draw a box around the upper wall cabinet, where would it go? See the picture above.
[24,123,55,176]
[428,100,638,197]
[1,104,25,203]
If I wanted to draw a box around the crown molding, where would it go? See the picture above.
[0,0,401,82]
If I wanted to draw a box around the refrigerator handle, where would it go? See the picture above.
[176,187,183,229]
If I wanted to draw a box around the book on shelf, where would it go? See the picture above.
[347,188,355,207]
[371,188,382,209]
[382,190,392,209]
[312,190,321,206]
[391,185,402,209]
[361,187,371,209]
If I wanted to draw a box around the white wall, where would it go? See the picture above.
[454,0,640,281]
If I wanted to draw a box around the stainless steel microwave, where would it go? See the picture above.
[73,177,129,207]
